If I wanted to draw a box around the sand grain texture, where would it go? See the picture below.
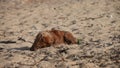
[0,0,120,68]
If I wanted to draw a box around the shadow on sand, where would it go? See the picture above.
[12,47,30,51]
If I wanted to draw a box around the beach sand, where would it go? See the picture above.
[0,0,120,68]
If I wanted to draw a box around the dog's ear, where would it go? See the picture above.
[64,32,77,44]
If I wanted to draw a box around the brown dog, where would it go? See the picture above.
[30,29,77,51]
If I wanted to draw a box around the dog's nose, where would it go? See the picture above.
[30,47,34,51]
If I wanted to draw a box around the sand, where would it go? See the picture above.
[0,0,120,68]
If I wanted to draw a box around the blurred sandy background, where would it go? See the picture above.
[0,0,120,68]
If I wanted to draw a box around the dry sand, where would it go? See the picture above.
[0,0,120,68]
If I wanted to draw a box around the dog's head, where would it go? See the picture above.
[30,31,54,51]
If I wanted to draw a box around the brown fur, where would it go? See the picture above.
[30,29,77,51]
